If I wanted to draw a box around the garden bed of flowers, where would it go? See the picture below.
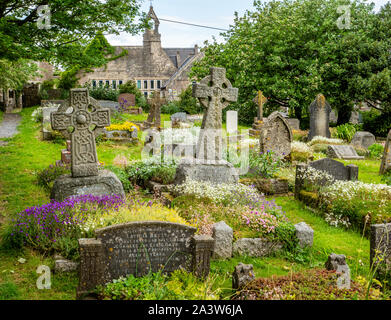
[170,180,297,249]
[296,166,391,232]
[3,194,191,261]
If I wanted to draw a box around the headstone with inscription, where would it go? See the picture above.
[174,67,239,185]
[308,94,332,141]
[327,145,364,160]
[380,129,391,174]
[50,88,124,201]
[77,221,214,298]
[259,111,292,158]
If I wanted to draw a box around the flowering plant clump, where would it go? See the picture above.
[242,209,279,234]
[301,166,335,192]
[307,136,344,146]
[249,150,283,178]
[6,194,191,260]
[291,141,314,162]
[324,212,351,228]
[31,107,43,122]
[105,121,139,133]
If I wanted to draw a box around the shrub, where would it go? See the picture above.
[335,123,357,142]
[87,85,119,102]
[177,86,202,115]
[96,270,219,300]
[381,171,391,186]
[105,165,131,193]
[362,110,391,138]
[126,158,178,187]
[36,164,70,191]
[249,150,283,178]
[105,121,139,133]
[31,107,43,123]
[161,101,182,115]
[368,143,384,159]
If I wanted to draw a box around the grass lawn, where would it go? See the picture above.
[339,159,383,184]
[0,106,380,300]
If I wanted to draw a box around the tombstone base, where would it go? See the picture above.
[174,159,239,185]
[51,170,125,202]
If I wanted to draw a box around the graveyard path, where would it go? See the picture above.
[0,113,21,140]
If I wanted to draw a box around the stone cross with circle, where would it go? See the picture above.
[51,88,110,178]
[193,67,238,160]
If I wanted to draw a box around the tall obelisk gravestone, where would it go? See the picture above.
[174,67,239,184]
[50,88,125,201]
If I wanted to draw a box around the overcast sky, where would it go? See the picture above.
[106,0,391,48]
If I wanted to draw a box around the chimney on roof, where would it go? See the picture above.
[194,44,199,54]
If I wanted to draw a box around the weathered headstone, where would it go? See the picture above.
[351,131,376,150]
[144,91,165,129]
[325,253,351,289]
[226,110,238,134]
[174,67,239,184]
[308,94,332,141]
[171,112,187,123]
[50,88,124,201]
[77,221,214,298]
[380,129,391,174]
[295,158,358,198]
[329,109,338,124]
[232,263,255,290]
[370,223,391,277]
[212,221,233,259]
[259,111,292,158]
[56,140,71,167]
[327,145,364,160]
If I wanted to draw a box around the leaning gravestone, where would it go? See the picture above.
[370,223,391,278]
[50,88,124,201]
[174,67,239,184]
[350,131,376,150]
[380,129,391,174]
[327,145,364,160]
[295,158,358,198]
[77,221,214,298]
[308,94,332,141]
[259,111,292,158]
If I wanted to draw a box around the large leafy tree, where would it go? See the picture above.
[191,0,391,125]
[0,0,147,65]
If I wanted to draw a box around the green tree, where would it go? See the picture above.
[0,0,147,64]
[177,86,202,115]
[191,0,391,126]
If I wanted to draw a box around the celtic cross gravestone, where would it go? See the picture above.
[144,90,165,128]
[174,67,239,184]
[253,90,267,121]
[51,89,110,178]
[50,88,124,202]
[193,67,238,160]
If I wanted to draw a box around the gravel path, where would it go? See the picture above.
[0,113,21,140]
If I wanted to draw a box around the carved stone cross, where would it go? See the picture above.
[253,90,267,121]
[51,88,110,178]
[193,67,238,160]
[145,90,165,128]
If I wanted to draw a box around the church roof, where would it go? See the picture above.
[164,48,197,68]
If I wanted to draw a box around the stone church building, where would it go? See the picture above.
[77,6,204,100]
